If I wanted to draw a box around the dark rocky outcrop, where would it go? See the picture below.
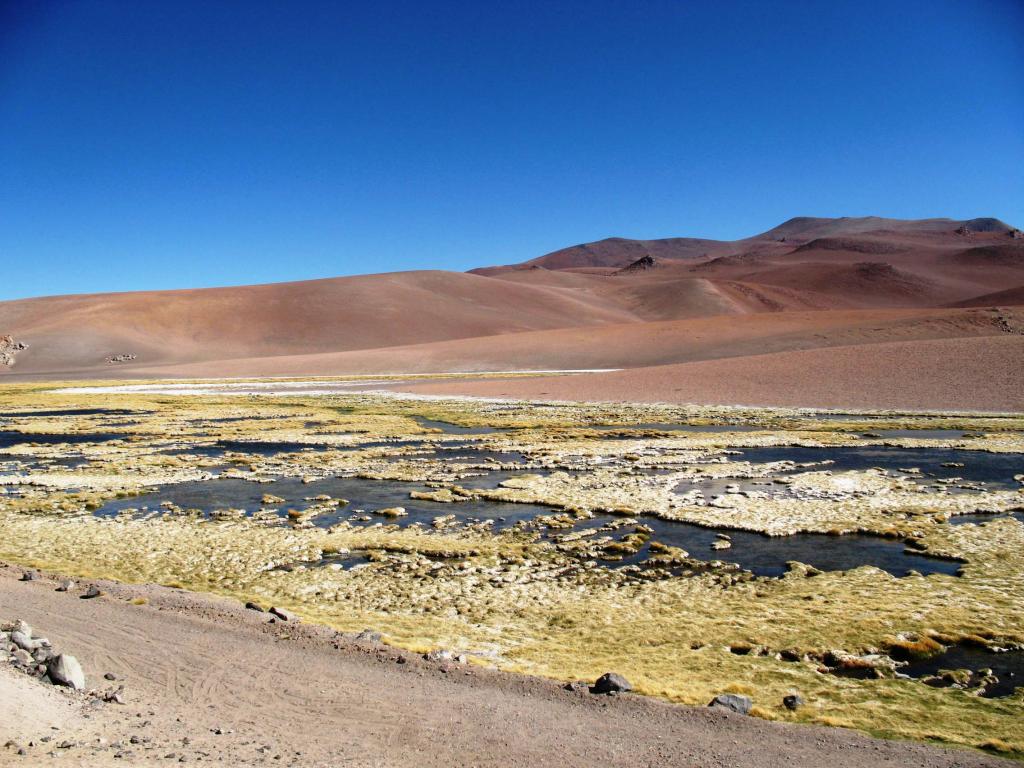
[614,255,658,274]
[708,693,752,714]
[591,672,632,694]
[783,694,804,710]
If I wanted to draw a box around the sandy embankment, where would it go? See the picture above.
[0,566,1014,767]
[0,665,83,745]
[388,336,1024,412]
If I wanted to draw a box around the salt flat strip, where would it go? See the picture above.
[52,370,621,397]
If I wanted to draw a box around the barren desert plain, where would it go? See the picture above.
[2,216,1024,766]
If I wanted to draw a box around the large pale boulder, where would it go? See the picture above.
[48,654,85,690]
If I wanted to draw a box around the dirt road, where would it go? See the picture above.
[0,565,1012,767]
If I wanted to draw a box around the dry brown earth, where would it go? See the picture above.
[387,335,1024,412]
[0,566,1014,767]
[1,215,1022,410]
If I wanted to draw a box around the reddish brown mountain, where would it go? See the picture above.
[473,216,1017,272]
[2,215,1022,410]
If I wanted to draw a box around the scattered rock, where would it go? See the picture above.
[56,580,75,592]
[425,649,455,663]
[268,607,295,622]
[591,672,632,694]
[708,693,752,715]
[563,680,589,693]
[102,689,126,704]
[105,353,137,364]
[19,571,35,582]
[81,585,104,599]
[783,694,804,710]
[355,629,382,644]
[48,654,86,690]
[11,630,44,652]
[0,335,28,367]
[614,255,658,274]
[244,601,265,612]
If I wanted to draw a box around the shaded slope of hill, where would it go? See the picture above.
[727,262,949,308]
[475,216,1018,272]
[2,214,1022,402]
[108,307,1016,379]
[949,285,1024,308]
[0,271,638,375]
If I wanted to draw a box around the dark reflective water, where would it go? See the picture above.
[214,440,332,455]
[584,423,763,435]
[0,431,126,448]
[737,446,1024,489]
[587,515,962,578]
[863,429,970,440]
[948,510,1024,527]
[396,447,528,465]
[900,646,1024,698]
[274,551,371,572]
[92,474,963,578]
[411,416,498,435]
[457,469,551,490]
[93,476,553,530]
[792,412,883,422]
[0,408,139,418]
[169,437,432,458]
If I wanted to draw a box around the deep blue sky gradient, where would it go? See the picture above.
[1,0,1022,300]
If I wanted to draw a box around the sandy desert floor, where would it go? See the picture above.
[383,335,1024,412]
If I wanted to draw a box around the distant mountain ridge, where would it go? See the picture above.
[1,213,1021,380]
[472,216,1018,272]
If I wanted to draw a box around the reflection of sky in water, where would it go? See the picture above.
[582,512,961,578]
[899,645,1024,698]
[9,411,1018,582]
[738,445,1024,489]
[0,431,125,448]
[93,473,963,579]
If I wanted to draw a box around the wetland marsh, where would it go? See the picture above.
[1,378,1023,757]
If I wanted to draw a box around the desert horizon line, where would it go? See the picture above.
[2,212,1019,304]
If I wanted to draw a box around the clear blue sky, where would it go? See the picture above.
[1,0,1022,300]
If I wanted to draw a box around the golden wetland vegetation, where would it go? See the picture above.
[1,377,1023,757]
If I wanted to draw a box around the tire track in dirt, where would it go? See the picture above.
[1,566,1015,768]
